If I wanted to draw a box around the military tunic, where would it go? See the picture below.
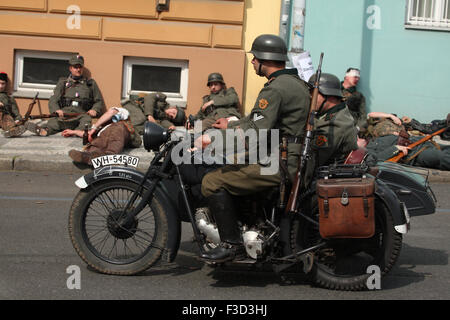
[312,102,358,167]
[46,76,105,135]
[366,135,450,170]
[201,69,311,197]
[194,87,241,130]
[121,97,147,135]
[341,83,367,130]
[0,91,22,131]
[144,92,178,129]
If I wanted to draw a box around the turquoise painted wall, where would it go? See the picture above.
[303,0,450,122]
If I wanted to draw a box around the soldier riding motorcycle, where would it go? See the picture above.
[68,38,435,291]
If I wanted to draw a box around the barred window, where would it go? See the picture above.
[406,0,450,30]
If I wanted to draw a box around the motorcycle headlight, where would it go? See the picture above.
[143,121,170,151]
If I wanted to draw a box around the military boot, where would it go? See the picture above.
[24,121,48,136]
[3,125,26,138]
[199,189,246,263]
[68,149,93,165]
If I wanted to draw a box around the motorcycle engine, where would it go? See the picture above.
[195,208,265,260]
[195,207,220,245]
[242,228,264,259]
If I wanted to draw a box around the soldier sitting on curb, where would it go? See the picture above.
[0,72,26,138]
[144,92,186,129]
[67,106,142,166]
[187,73,241,130]
[26,55,105,137]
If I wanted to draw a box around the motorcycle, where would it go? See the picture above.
[68,122,435,291]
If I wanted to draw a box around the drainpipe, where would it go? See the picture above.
[282,0,313,81]
[288,0,306,53]
[279,0,292,46]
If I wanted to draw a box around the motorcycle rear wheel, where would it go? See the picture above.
[291,197,402,291]
[69,179,168,275]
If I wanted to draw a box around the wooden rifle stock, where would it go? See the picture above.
[285,53,324,214]
[17,92,39,125]
[386,127,447,163]
[28,112,84,119]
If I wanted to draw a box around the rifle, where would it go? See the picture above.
[17,92,39,125]
[285,53,324,214]
[28,112,85,120]
[386,127,447,163]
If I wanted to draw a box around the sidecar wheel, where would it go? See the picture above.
[69,179,168,275]
[291,197,402,291]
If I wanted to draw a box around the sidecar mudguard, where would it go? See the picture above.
[375,178,409,234]
[376,162,436,217]
[75,166,181,263]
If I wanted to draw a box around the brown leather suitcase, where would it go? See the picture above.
[317,177,375,239]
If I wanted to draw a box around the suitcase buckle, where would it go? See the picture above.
[341,189,349,206]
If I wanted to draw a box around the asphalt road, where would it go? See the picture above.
[0,170,449,302]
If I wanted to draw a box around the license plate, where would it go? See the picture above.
[91,154,140,169]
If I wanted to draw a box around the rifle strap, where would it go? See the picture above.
[430,140,441,150]
[405,145,428,162]
[121,119,135,135]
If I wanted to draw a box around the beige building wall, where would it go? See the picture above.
[0,0,246,117]
[242,0,281,114]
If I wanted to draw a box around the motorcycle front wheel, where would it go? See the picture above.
[69,179,168,275]
[291,197,403,291]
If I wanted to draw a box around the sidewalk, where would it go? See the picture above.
[1,127,450,182]
[0,128,155,175]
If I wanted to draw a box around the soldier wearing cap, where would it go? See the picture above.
[144,92,185,129]
[192,34,311,263]
[189,72,241,130]
[0,72,26,137]
[36,55,105,136]
[341,67,367,131]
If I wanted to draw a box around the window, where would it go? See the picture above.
[406,0,450,30]
[14,50,74,98]
[123,57,189,107]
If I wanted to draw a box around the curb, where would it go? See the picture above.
[1,154,450,182]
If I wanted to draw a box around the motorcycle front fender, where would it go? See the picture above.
[75,166,181,263]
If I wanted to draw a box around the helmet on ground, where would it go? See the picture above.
[308,73,343,98]
[249,34,289,62]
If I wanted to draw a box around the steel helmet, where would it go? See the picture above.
[308,73,343,98]
[249,34,289,62]
[173,107,186,125]
[207,73,225,86]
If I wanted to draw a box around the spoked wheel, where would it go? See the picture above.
[69,179,168,275]
[291,196,403,291]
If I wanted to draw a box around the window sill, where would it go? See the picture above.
[405,24,450,32]
[12,89,52,99]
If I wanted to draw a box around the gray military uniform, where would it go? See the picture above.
[121,96,147,135]
[201,68,311,197]
[366,135,450,170]
[0,91,22,131]
[46,75,105,135]
[193,87,241,130]
[312,102,358,167]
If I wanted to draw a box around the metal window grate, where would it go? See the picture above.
[406,0,450,30]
